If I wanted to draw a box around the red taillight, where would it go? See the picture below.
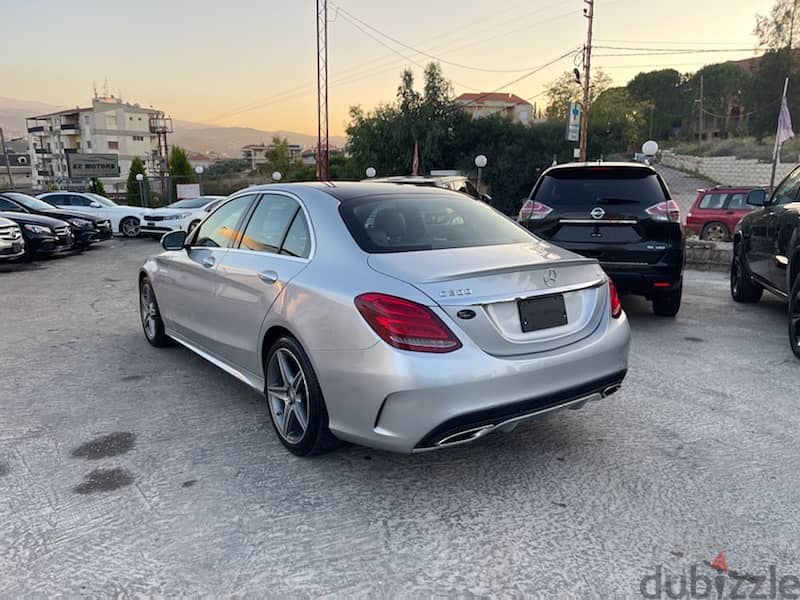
[518,199,533,220]
[523,200,553,221]
[355,293,462,353]
[645,200,680,222]
[608,278,623,319]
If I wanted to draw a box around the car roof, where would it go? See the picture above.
[237,181,463,203]
[544,161,658,175]
[369,175,464,183]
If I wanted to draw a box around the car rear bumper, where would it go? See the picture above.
[314,307,630,453]
[601,253,684,295]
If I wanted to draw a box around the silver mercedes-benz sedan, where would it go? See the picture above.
[139,182,630,455]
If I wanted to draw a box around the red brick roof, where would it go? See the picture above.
[454,92,532,106]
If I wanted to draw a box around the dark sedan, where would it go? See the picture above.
[0,211,74,259]
[0,191,112,247]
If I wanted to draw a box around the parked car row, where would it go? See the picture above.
[0,191,111,261]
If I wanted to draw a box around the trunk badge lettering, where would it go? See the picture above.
[544,269,558,287]
[590,207,605,220]
[439,288,472,298]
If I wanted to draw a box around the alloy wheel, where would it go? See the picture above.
[266,348,310,444]
[140,282,157,340]
[703,224,727,242]
[122,218,140,237]
[791,284,800,352]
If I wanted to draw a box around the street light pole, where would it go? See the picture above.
[195,165,204,195]
[135,173,145,207]
[474,154,487,194]
[578,0,594,162]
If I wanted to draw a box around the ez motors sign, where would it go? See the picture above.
[566,102,581,142]
[66,153,120,178]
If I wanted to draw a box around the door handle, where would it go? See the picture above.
[202,256,216,268]
[258,270,279,284]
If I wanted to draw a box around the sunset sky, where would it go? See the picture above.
[3,0,772,135]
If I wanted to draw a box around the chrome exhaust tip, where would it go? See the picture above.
[435,425,494,447]
[602,384,621,398]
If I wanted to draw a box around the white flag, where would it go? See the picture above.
[778,95,794,146]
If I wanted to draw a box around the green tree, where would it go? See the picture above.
[545,69,612,121]
[87,177,106,196]
[126,156,147,205]
[755,0,800,49]
[684,63,751,138]
[168,145,196,201]
[626,69,685,139]
[588,87,648,156]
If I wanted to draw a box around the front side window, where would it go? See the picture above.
[193,195,254,248]
[726,193,748,210]
[339,192,532,253]
[239,194,301,254]
[773,168,800,205]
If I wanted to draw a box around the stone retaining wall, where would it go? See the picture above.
[685,239,731,272]
[661,151,795,187]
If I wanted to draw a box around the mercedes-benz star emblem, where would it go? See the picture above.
[590,207,605,220]
[544,268,558,287]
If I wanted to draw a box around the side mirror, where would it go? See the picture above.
[746,189,767,206]
[161,230,187,251]
[90,201,102,208]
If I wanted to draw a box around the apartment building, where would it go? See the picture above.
[454,92,534,125]
[26,95,163,190]
[242,143,303,169]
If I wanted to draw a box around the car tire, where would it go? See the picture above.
[139,278,171,347]
[188,220,200,233]
[730,242,763,303]
[701,222,729,242]
[120,217,140,238]
[789,275,800,359]
[652,284,682,317]
[264,336,339,456]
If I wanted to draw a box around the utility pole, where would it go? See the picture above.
[0,128,13,189]
[578,0,594,162]
[316,0,330,180]
[649,104,655,139]
[699,74,704,156]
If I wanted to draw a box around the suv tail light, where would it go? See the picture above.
[355,293,462,353]
[645,200,681,222]
[608,278,623,319]
[519,200,553,221]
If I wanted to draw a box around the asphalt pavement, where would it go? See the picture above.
[1,239,798,598]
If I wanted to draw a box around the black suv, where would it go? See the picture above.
[519,163,685,316]
[730,165,800,358]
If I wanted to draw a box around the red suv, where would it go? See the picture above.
[686,186,761,242]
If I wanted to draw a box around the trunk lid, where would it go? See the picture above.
[368,241,609,356]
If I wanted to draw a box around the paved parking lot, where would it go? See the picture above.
[2,239,799,598]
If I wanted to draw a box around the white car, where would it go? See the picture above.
[140,196,225,237]
[37,191,145,237]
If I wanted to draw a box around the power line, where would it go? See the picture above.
[594,45,764,53]
[595,50,763,57]
[331,2,576,73]
[595,38,761,46]
[203,1,576,123]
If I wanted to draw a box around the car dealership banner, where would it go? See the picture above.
[66,153,120,178]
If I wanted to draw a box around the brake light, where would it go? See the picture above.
[608,278,623,319]
[518,199,533,220]
[355,293,462,353]
[522,200,553,221]
[645,200,681,222]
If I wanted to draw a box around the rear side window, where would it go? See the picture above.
[699,193,726,209]
[339,192,531,253]
[533,168,668,208]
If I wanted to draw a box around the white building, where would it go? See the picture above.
[27,96,164,191]
[242,143,303,169]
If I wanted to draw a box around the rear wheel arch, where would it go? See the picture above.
[261,325,296,369]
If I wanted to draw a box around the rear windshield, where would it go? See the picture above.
[339,192,532,253]
[533,168,668,206]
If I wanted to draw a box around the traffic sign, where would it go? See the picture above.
[566,102,581,142]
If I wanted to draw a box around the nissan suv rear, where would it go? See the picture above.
[518,163,685,316]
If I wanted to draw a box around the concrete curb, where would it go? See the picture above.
[685,238,731,272]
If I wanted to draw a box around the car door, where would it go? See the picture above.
[155,193,257,346]
[723,192,750,235]
[771,193,800,293]
[748,169,800,285]
[697,191,728,234]
[211,193,313,376]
